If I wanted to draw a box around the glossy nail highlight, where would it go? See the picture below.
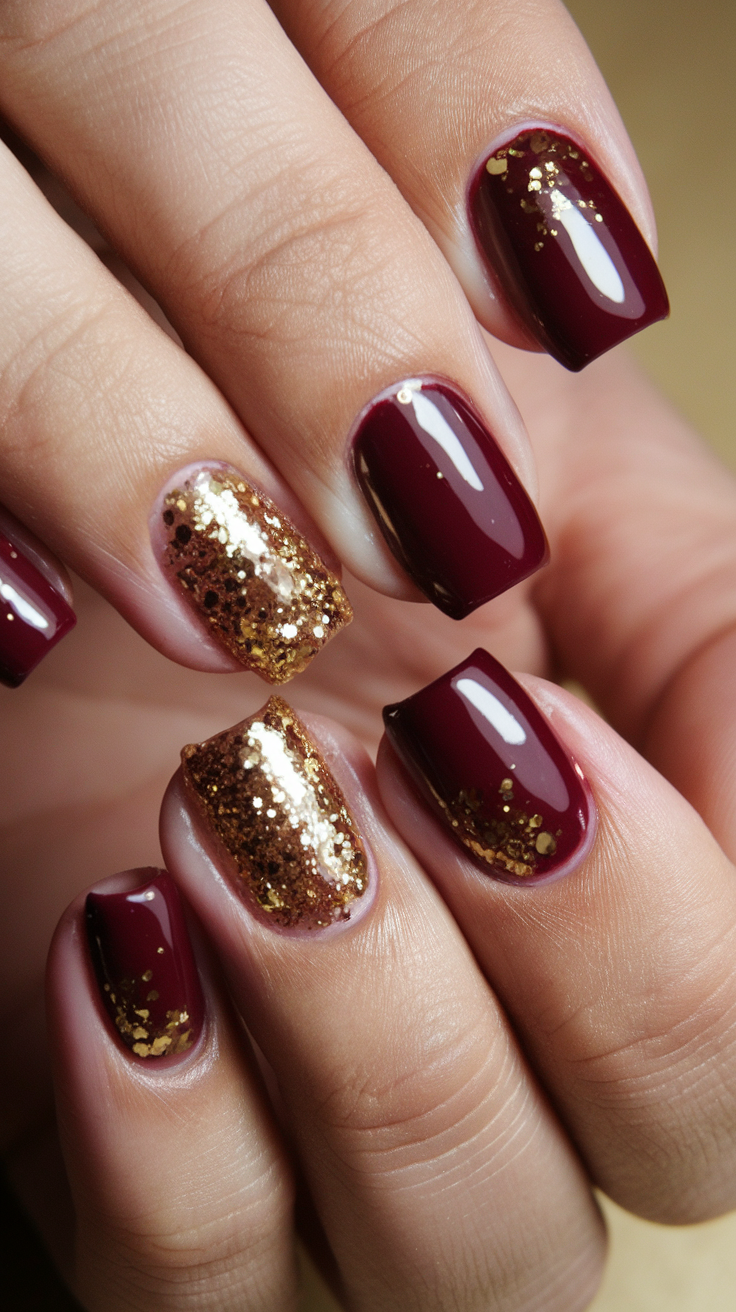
[383,648,596,885]
[181,697,369,931]
[469,127,669,370]
[0,529,76,688]
[353,380,547,619]
[158,465,352,682]
[86,869,204,1059]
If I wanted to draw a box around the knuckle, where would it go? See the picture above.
[312,992,514,1170]
[0,294,136,466]
[165,166,420,366]
[79,1166,294,1310]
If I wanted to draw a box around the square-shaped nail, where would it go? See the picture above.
[469,128,669,370]
[383,649,596,885]
[353,379,548,619]
[181,697,370,932]
[0,529,76,688]
[156,465,352,683]
[86,870,204,1059]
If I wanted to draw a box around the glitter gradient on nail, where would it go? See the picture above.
[86,871,204,1059]
[160,466,352,683]
[181,697,369,931]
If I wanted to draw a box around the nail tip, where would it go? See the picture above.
[555,284,671,371]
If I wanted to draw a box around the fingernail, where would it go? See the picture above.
[0,529,76,688]
[383,648,596,885]
[155,464,352,683]
[469,127,669,371]
[181,696,370,932]
[85,869,204,1060]
[352,379,548,619]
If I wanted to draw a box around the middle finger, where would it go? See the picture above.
[0,0,545,620]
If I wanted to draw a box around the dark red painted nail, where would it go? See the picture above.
[0,530,76,688]
[383,648,596,886]
[469,127,669,371]
[353,380,548,619]
[85,869,204,1060]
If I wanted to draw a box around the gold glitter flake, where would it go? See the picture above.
[182,697,368,930]
[486,155,508,175]
[109,983,193,1059]
[162,467,352,684]
[436,778,557,879]
[535,832,557,855]
[530,131,551,154]
[488,132,601,256]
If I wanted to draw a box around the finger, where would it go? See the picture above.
[0,139,355,682]
[47,867,297,1311]
[274,0,668,368]
[378,650,736,1224]
[0,0,548,620]
[161,695,605,1311]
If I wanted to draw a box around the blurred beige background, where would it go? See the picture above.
[572,0,735,467]
[301,0,736,1308]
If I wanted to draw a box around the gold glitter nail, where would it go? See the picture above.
[182,697,369,931]
[161,467,352,683]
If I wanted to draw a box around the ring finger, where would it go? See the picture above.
[160,694,605,1310]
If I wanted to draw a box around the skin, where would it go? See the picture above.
[0,0,734,1308]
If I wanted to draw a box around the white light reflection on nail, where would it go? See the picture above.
[0,580,50,630]
[411,391,484,491]
[549,189,625,303]
[456,678,526,744]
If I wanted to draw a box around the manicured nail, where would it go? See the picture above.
[383,648,596,885]
[353,379,548,619]
[156,465,352,683]
[85,870,204,1059]
[181,697,370,932]
[469,127,669,371]
[0,529,76,688]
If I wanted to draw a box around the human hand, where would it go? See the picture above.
[2,339,736,1311]
[2,1,734,1309]
[0,0,666,689]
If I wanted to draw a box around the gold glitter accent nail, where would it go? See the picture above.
[161,467,352,683]
[182,696,369,931]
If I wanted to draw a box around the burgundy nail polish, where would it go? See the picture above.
[353,380,548,619]
[85,870,204,1059]
[383,649,596,886]
[469,127,669,371]
[0,530,76,688]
